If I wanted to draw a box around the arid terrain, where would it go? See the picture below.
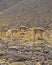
[0,0,52,65]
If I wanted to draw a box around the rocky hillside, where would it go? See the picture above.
[0,0,52,29]
[0,0,52,65]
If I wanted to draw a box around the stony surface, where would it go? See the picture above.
[0,39,52,65]
[0,0,52,29]
[0,0,52,65]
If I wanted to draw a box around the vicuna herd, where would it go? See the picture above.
[0,26,50,41]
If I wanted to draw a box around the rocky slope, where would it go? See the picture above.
[0,0,52,29]
[0,0,52,65]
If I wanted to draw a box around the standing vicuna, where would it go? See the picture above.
[0,26,8,36]
[33,27,45,41]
